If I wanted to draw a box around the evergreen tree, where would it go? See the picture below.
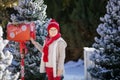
[11,0,47,22]
[88,0,120,79]
[8,0,50,79]
[0,26,19,80]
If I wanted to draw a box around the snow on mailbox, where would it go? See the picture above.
[7,22,36,42]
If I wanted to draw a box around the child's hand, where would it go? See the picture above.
[30,37,35,45]
[57,69,63,76]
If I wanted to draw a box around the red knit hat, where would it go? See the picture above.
[47,19,60,32]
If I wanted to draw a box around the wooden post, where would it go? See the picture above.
[84,47,96,80]
[21,51,25,80]
[20,42,27,80]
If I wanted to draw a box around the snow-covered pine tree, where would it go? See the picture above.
[88,0,120,79]
[11,0,47,22]
[8,0,50,80]
[0,26,19,80]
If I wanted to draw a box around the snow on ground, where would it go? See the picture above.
[63,59,84,80]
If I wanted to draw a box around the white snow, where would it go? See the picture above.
[63,59,84,80]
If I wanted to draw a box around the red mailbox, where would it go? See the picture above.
[7,22,36,42]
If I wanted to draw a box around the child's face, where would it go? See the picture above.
[49,27,58,37]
